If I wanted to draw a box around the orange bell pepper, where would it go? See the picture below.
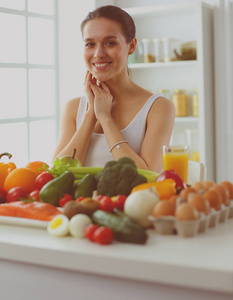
[0,152,17,190]
[131,178,177,200]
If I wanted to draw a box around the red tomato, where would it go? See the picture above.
[99,196,114,212]
[85,224,100,242]
[113,195,127,211]
[6,187,27,203]
[59,194,73,207]
[75,196,86,203]
[35,172,54,190]
[95,195,105,201]
[0,189,6,198]
[93,226,113,245]
[29,190,40,201]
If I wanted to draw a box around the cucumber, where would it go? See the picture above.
[92,209,148,244]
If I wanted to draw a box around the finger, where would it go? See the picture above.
[101,82,110,93]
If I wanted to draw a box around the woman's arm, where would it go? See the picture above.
[91,83,175,172]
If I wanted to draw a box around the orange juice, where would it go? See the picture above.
[162,152,189,183]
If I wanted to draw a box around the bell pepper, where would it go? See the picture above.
[131,178,177,200]
[0,152,17,189]
[156,169,187,193]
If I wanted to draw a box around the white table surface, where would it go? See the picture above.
[1,216,233,299]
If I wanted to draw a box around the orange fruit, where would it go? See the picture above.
[25,161,49,176]
[4,168,37,194]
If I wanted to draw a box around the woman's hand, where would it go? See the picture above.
[90,82,113,122]
[84,71,96,114]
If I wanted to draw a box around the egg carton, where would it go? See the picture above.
[149,215,201,237]
[227,199,233,218]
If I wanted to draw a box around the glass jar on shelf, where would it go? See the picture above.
[158,89,171,100]
[152,38,163,62]
[192,88,199,117]
[172,89,188,117]
[141,38,155,63]
[161,38,179,62]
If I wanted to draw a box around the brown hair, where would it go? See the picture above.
[81,5,136,43]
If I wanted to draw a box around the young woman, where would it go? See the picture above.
[53,5,175,172]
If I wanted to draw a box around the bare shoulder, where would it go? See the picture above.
[62,97,81,121]
[149,96,175,119]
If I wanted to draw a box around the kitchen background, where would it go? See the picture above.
[0,0,232,182]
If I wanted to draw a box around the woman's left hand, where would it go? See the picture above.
[90,82,113,122]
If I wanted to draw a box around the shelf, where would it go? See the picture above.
[129,61,197,69]
[175,117,199,123]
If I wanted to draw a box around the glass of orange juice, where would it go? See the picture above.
[162,145,189,183]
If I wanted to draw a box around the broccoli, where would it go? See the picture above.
[96,157,147,197]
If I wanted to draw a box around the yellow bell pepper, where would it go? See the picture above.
[0,152,17,190]
[131,178,177,200]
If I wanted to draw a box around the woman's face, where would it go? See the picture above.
[83,17,132,82]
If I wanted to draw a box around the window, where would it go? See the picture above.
[0,0,59,167]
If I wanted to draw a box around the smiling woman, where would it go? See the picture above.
[53,5,175,173]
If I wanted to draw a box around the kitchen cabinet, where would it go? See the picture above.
[125,2,215,180]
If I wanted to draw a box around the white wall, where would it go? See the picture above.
[58,0,95,113]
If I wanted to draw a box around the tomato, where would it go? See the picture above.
[95,195,105,201]
[0,188,6,198]
[6,187,27,203]
[85,224,100,242]
[59,194,73,207]
[29,190,40,201]
[93,226,113,245]
[113,195,127,211]
[75,196,86,203]
[99,196,114,212]
[35,172,54,190]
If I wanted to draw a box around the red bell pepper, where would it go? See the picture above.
[156,169,187,193]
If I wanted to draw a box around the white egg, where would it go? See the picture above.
[47,214,69,237]
[69,214,92,238]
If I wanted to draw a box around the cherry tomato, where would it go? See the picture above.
[29,190,40,201]
[113,195,127,211]
[0,195,6,204]
[75,196,86,203]
[95,195,105,201]
[6,187,27,203]
[0,188,6,198]
[59,193,73,207]
[99,196,114,212]
[35,172,54,190]
[93,226,113,245]
[85,224,100,242]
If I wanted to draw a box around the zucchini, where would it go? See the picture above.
[92,209,148,244]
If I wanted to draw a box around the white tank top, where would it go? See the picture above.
[76,94,161,167]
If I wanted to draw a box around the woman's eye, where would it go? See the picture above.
[106,41,116,46]
[85,43,95,48]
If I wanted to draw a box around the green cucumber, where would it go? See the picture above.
[92,209,148,244]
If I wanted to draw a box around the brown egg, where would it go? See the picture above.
[203,180,216,190]
[212,184,230,206]
[203,189,222,211]
[179,187,197,201]
[175,202,199,221]
[152,201,175,218]
[219,181,233,199]
[169,195,179,206]
[192,181,205,192]
[188,193,210,215]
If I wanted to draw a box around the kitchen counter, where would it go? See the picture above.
[1,218,233,300]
